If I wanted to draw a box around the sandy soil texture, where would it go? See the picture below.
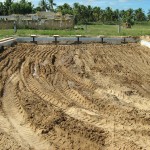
[141,36,150,42]
[0,43,150,150]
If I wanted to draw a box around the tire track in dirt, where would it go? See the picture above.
[2,74,56,150]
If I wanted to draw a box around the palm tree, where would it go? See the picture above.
[93,7,101,22]
[148,10,150,21]
[113,9,120,22]
[105,7,113,22]
[125,9,135,25]
[0,2,4,15]
[87,5,93,22]
[57,3,73,15]
[39,0,47,11]
[4,0,13,15]
[73,3,81,24]
[134,8,146,21]
[47,0,56,11]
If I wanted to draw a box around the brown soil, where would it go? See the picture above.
[141,36,150,42]
[0,43,150,150]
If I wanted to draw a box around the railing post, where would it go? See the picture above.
[53,35,60,44]
[31,35,37,43]
[76,35,82,44]
[99,35,105,44]
[123,37,126,43]
[121,36,126,44]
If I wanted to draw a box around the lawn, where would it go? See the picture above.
[0,24,150,39]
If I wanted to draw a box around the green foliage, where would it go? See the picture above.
[11,1,33,15]
[148,10,150,21]
[0,0,33,15]
[57,3,73,15]
[47,0,56,11]
[39,0,47,11]
[38,0,56,11]
[0,2,5,15]
[55,3,148,25]
[134,8,146,21]
[0,0,149,27]
[19,1,33,14]
[4,0,13,15]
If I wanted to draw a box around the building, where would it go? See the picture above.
[0,12,74,29]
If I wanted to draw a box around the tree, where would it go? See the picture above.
[0,2,5,15]
[57,3,73,15]
[93,7,101,22]
[11,0,33,15]
[72,3,90,24]
[105,7,113,22]
[87,5,93,22]
[73,3,80,24]
[120,10,126,22]
[134,8,146,21]
[47,0,56,11]
[148,10,150,21]
[19,0,33,14]
[39,0,47,11]
[11,2,20,14]
[113,9,120,22]
[78,5,88,24]
[123,9,135,25]
[34,6,42,12]
[4,0,13,15]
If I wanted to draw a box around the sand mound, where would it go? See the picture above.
[0,43,150,150]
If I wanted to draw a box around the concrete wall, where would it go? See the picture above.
[0,19,74,30]
[0,21,14,29]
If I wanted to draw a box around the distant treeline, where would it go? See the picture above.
[0,0,150,25]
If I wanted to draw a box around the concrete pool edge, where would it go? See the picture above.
[0,36,142,50]
[140,40,150,48]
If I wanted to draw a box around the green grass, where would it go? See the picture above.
[0,24,150,39]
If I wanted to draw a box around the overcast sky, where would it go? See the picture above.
[0,0,149,13]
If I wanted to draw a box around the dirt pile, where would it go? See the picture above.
[0,43,150,150]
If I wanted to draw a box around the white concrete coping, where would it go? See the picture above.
[76,35,82,37]
[97,35,105,38]
[30,35,37,37]
[141,40,150,48]
[53,35,60,37]
[0,37,14,42]
[0,38,16,48]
